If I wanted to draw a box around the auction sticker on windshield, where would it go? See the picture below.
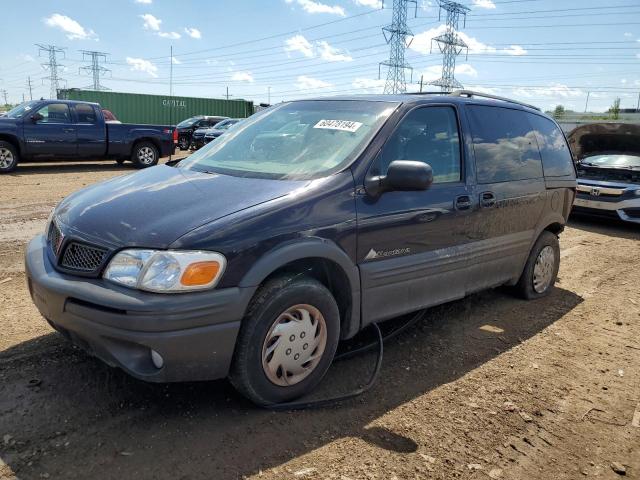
[314,119,363,133]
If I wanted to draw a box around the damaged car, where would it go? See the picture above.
[568,123,640,224]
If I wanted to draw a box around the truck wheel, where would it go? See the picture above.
[230,275,340,406]
[131,141,159,168]
[178,137,189,150]
[513,231,560,300]
[0,141,18,173]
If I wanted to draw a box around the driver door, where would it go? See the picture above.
[356,105,477,325]
[23,102,77,158]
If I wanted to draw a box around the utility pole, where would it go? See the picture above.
[79,50,110,91]
[584,91,590,113]
[419,74,424,93]
[428,0,470,92]
[0,89,8,106]
[37,44,66,99]
[224,86,231,100]
[379,0,417,94]
[26,76,34,100]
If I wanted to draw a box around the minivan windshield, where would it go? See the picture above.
[179,100,397,180]
[4,101,39,119]
[581,154,640,168]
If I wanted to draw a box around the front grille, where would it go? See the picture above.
[48,221,63,255]
[61,242,108,272]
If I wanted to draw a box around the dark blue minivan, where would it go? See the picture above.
[25,91,576,405]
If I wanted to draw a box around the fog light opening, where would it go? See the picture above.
[150,349,164,369]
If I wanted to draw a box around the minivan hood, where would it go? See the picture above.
[56,165,308,248]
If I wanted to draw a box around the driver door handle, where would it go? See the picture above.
[63,128,75,133]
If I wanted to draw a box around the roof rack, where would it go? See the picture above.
[450,89,541,111]
[404,91,452,95]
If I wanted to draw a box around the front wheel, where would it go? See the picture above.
[229,275,340,406]
[178,137,189,151]
[0,141,19,173]
[131,141,159,169]
[514,231,560,299]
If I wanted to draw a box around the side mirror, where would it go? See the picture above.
[365,160,433,197]
[30,113,44,123]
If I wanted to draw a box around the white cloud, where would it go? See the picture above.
[134,0,152,3]
[231,72,255,82]
[624,32,633,38]
[472,0,496,9]
[418,63,478,83]
[285,0,346,16]
[184,27,201,39]
[511,83,583,99]
[158,31,181,39]
[171,56,181,64]
[19,53,35,62]
[411,25,496,55]
[43,13,97,40]
[352,77,385,93]
[503,45,527,56]
[296,75,332,90]
[140,13,161,31]
[126,57,158,77]
[353,0,382,8]
[317,41,353,62]
[284,34,315,57]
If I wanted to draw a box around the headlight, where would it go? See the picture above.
[635,189,640,196]
[103,249,226,293]
[45,208,56,234]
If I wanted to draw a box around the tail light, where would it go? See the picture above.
[172,129,178,144]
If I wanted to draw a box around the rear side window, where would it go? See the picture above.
[526,113,575,177]
[74,104,97,124]
[467,105,543,184]
[378,106,461,183]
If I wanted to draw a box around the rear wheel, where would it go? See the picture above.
[514,231,560,299]
[230,275,340,406]
[178,137,189,150]
[0,141,18,173]
[131,141,159,168]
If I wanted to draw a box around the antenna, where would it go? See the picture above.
[37,44,66,99]
[428,0,470,92]
[379,0,417,94]
[79,50,111,91]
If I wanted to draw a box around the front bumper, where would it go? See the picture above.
[573,182,640,223]
[25,235,255,382]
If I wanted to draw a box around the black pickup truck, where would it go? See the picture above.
[0,100,176,173]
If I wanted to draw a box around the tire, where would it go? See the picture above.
[229,274,340,406]
[513,231,560,300]
[178,137,189,151]
[131,141,159,169]
[0,141,19,173]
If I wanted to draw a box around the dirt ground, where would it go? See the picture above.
[0,160,639,480]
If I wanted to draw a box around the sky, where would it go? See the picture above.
[1,0,640,113]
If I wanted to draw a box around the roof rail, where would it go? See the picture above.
[404,91,452,96]
[450,89,541,111]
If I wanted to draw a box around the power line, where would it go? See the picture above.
[37,44,66,99]
[79,50,111,91]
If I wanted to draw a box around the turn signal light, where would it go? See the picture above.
[180,261,221,286]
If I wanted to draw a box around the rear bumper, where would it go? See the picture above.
[25,235,255,382]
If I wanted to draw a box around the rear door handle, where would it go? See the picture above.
[480,191,496,208]
[455,195,472,211]
[63,128,75,133]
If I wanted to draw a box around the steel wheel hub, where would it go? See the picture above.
[261,304,327,386]
[0,148,14,169]
[533,245,555,293]
[138,146,155,165]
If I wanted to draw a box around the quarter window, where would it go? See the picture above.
[35,103,71,124]
[526,113,575,177]
[467,105,544,184]
[377,106,461,183]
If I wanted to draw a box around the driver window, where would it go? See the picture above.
[377,106,461,183]
[35,103,72,124]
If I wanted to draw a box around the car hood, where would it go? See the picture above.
[567,123,640,160]
[56,165,308,248]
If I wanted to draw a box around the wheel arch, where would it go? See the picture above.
[131,137,161,156]
[238,239,361,339]
[0,134,21,156]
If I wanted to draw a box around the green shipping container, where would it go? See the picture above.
[58,89,254,125]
